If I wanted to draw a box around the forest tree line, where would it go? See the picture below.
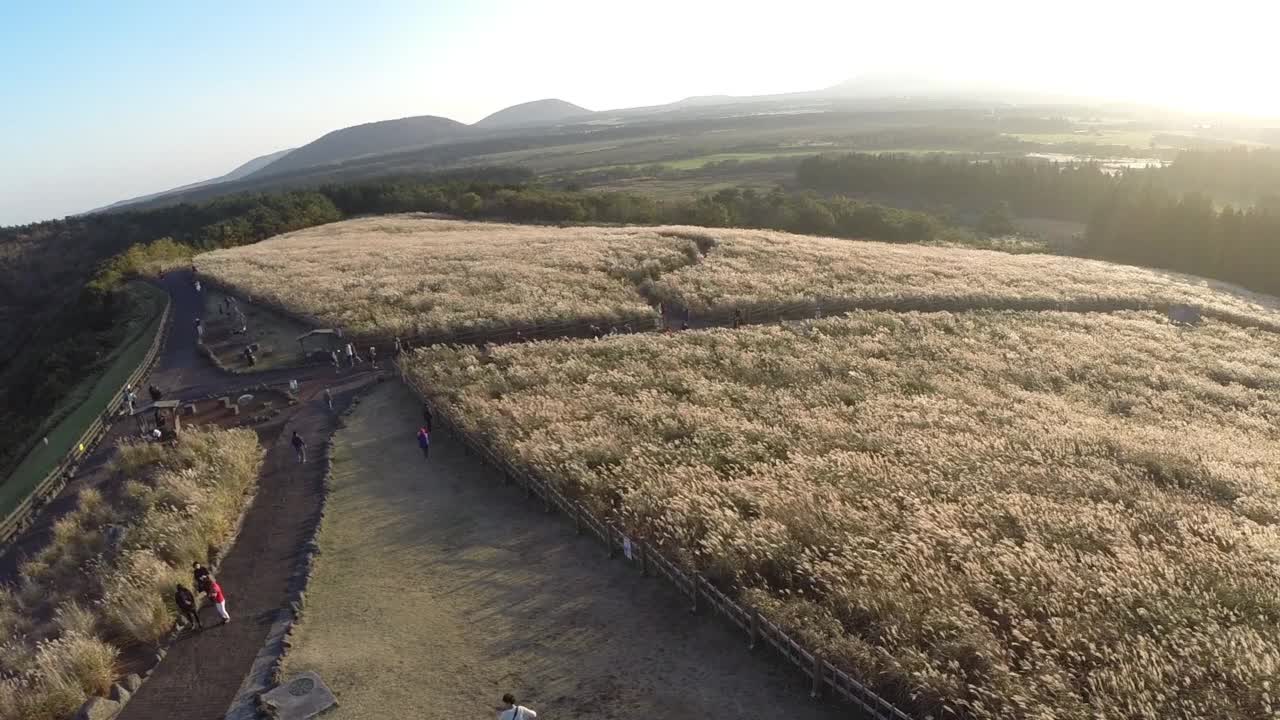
[798,148,1280,295]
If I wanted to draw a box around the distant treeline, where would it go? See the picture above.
[797,148,1280,220]
[797,152,1122,221]
[330,179,949,244]
[798,148,1280,296]
[1084,191,1280,296]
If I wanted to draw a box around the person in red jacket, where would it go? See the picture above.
[206,579,230,625]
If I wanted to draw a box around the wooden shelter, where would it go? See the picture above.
[297,329,344,359]
[132,399,182,440]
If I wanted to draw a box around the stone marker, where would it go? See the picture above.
[259,671,337,719]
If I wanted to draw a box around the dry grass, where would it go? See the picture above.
[0,428,263,720]
[196,216,707,337]
[402,311,1280,719]
[196,217,1280,338]
[644,226,1280,329]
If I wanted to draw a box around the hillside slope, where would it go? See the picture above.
[250,115,473,178]
[474,98,591,129]
[86,148,296,214]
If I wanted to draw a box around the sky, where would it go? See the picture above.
[1,0,1278,225]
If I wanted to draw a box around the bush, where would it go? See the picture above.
[0,632,119,720]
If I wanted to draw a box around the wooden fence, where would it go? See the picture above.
[398,363,914,720]
[0,300,173,547]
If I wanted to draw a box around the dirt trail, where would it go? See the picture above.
[115,375,376,720]
[286,381,850,720]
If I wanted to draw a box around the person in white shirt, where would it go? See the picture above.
[496,694,536,720]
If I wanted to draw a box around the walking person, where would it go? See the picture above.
[393,336,402,355]
[174,584,202,630]
[345,342,355,368]
[194,317,203,341]
[324,387,334,411]
[417,426,430,459]
[369,345,378,369]
[205,578,230,625]
[497,694,536,719]
[292,431,307,463]
[422,403,432,432]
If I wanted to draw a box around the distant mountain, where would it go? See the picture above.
[84,148,296,214]
[249,115,473,179]
[475,99,591,129]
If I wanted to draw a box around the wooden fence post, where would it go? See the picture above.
[639,541,648,576]
[749,609,760,650]
[811,654,823,699]
[689,574,699,614]
[607,526,617,559]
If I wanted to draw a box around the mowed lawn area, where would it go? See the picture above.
[284,381,845,720]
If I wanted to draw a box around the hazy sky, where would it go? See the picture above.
[1,0,1276,225]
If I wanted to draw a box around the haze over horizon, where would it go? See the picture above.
[2,0,1277,226]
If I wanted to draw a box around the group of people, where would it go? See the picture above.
[174,562,230,630]
[330,342,387,371]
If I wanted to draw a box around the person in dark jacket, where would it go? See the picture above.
[292,431,307,463]
[421,404,432,432]
[175,584,202,629]
[192,562,211,592]
[417,426,430,459]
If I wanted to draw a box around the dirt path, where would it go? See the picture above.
[116,374,376,720]
[286,381,849,720]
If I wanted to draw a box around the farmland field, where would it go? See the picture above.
[402,311,1280,719]
[199,218,1280,339]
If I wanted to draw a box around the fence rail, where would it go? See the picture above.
[0,299,172,547]
[399,363,913,720]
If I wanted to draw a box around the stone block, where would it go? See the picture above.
[121,673,143,692]
[108,683,131,703]
[75,697,122,720]
[259,671,337,720]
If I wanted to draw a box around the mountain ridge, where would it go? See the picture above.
[474,98,592,129]
[249,115,472,179]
